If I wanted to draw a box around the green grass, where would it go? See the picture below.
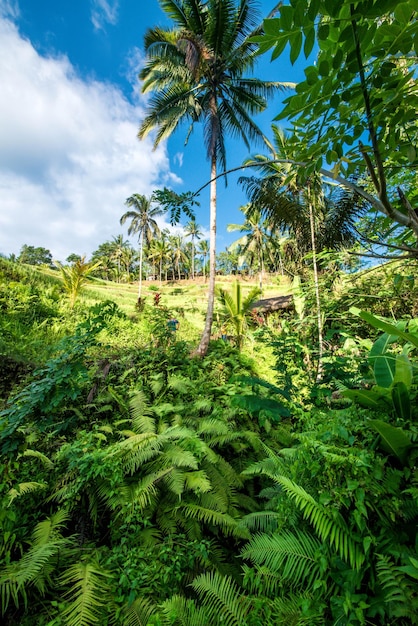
[77,274,290,380]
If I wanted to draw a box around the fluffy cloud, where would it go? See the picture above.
[0,16,179,261]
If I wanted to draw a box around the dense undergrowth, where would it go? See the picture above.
[1,257,418,625]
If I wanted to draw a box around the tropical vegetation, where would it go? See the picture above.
[1,0,417,624]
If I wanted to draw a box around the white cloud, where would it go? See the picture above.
[90,0,119,31]
[0,16,180,261]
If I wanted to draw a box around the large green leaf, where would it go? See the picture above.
[393,353,413,390]
[391,382,411,422]
[369,419,412,465]
[231,395,290,419]
[343,388,391,410]
[350,308,418,349]
[373,354,396,388]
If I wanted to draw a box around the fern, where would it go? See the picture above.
[123,596,158,626]
[191,571,252,626]
[129,390,155,434]
[0,510,73,615]
[8,481,48,505]
[238,510,282,533]
[276,476,365,570]
[161,595,211,626]
[376,554,418,621]
[179,504,248,538]
[242,530,322,590]
[21,449,54,468]
[60,558,112,626]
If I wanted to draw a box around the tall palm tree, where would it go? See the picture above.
[239,125,366,377]
[110,234,130,283]
[120,194,164,298]
[227,205,273,290]
[148,237,171,284]
[184,219,202,279]
[197,239,209,281]
[169,234,188,280]
[138,0,290,356]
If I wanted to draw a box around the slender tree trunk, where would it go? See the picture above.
[138,231,143,299]
[195,154,217,357]
[308,187,323,381]
[191,239,195,280]
[259,247,264,291]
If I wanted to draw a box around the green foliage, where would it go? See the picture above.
[254,0,418,251]
[55,256,102,308]
[216,282,261,350]
[0,301,120,453]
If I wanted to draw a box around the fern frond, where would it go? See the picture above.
[197,419,229,436]
[277,477,364,570]
[161,595,211,626]
[60,558,112,626]
[123,596,158,626]
[184,470,212,494]
[269,593,325,625]
[191,571,251,626]
[8,481,47,505]
[192,398,214,414]
[21,449,54,468]
[127,468,173,510]
[241,530,322,589]
[163,468,186,496]
[179,504,248,538]
[0,510,73,614]
[129,390,155,434]
[376,553,418,620]
[238,510,282,533]
[163,445,199,470]
[168,375,194,394]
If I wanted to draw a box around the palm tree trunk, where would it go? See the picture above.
[195,154,217,357]
[138,231,144,299]
[308,187,323,381]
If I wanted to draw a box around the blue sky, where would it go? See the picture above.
[0,0,307,262]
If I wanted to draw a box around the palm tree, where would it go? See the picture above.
[184,220,202,280]
[216,281,260,350]
[110,235,130,283]
[169,234,188,280]
[239,125,366,377]
[120,194,164,299]
[55,256,102,308]
[197,239,209,281]
[227,205,273,290]
[138,0,290,356]
[148,237,171,285]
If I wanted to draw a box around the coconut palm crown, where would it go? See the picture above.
[138,0,291,355]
